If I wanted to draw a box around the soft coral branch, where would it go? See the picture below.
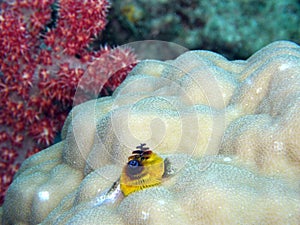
[0,0,137,204]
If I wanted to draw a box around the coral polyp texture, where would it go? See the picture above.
[0,0,137,204]
[2,41,300,224]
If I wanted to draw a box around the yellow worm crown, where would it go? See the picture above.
[120,144,164,196]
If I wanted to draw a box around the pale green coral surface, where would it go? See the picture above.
[1,41,300,224]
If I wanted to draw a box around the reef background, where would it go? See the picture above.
[0,0,300,212]
[102,0,300,59]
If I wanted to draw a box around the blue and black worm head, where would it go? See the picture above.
[126,143,150,179]
[126,158,143,178]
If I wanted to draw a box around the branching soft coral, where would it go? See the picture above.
[0,0,137,205]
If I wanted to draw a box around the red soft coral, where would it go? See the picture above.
[0,0,137,204]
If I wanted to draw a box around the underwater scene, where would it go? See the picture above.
[0,0,300,224]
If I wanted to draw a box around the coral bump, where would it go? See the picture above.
[0,0,137,205]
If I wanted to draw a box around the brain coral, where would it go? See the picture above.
[1,41,300,224]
